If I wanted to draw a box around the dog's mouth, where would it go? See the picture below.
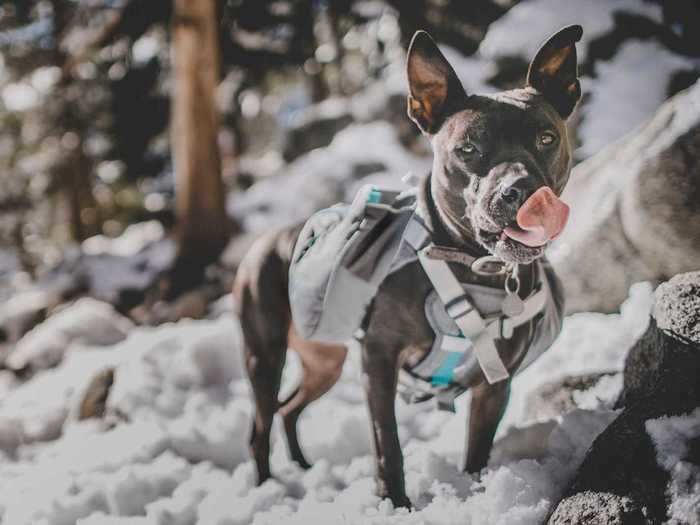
[478,226,545,263]
[475,187,569,263]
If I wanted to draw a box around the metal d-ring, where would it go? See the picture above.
[471,255,508,276]
[505,272,520,295]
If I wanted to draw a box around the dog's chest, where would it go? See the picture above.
[371,256,561,411]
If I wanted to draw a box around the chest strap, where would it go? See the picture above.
[417,246,510,384]
[403,215,547,386]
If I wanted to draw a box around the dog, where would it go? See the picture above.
[233,25,582,508]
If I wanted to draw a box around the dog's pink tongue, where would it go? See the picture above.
[503,187,569,247]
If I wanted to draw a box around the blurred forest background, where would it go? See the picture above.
[0,0,699,334]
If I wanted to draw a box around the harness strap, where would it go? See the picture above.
[489,287,547,338]
[417,246,510,384]
[403,215,548,388]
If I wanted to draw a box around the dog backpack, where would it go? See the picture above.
[288,184,415,344]
[289,182,563,410]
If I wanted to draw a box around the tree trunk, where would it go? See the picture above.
[169,0,229,294]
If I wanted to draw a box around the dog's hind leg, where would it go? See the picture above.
[235,239,292,484]
[278,325,347,469]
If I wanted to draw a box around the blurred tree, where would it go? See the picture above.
[168,0,229,296]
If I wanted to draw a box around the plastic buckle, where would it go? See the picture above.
[445,296,472,319]
[500,317,514,340]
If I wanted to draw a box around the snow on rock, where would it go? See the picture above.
[81,221,166,258]
[0,285,657,524]
[578,40,697,158]
[479,0,662,62]
[646,408,700,523]
[0,350,124,451]
[6,297,133,371]
[477,0,700,161]
[0,288,52,344]
[553,81,700,313]
[228,121,431,234]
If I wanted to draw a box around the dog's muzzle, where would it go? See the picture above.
[503,187,569,247]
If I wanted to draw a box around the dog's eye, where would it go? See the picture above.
[538,131,557,147]
[458,143,478,156]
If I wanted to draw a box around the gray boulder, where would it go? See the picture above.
[617,271,700,409]
[551,81,700,313]
[549,491,647,525]
[547,271,700,524]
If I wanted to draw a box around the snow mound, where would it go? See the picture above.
[6,297,133,371]
[228,121,430,233]
[646,408,700,524]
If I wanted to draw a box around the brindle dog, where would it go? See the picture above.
[234,25,583,508]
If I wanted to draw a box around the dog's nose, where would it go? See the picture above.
[501,185,522,205]
[499,182,530,208]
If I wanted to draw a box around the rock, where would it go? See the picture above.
[524,372,619,422]
[548,271,700,523]
[549,491,648,525]
[547,395,671,524]
[79,368,115,420]
[552,81,700,313]
[0,290,52,347]
[654,272,700,343]
[617,271,700,409]
[6,298,134,372]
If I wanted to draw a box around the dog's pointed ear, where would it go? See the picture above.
[406,30,467,134]
[526,25,583,118]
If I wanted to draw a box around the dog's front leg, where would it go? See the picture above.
[464,379,511,473]
[362,341,410,508]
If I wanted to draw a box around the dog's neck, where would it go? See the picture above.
[418,173,488,257]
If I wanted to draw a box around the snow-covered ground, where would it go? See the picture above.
[0,284,654,525]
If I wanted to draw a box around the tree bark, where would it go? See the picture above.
[170,0,229,294]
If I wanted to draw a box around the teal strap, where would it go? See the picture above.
[366,188,382,204]
[431,351,463,386]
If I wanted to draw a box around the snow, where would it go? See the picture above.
[6,297,133,371]
[0,283,653,524]
[228,121,431,233]
[578,40,697,158]
[646,409,700,524]
[479,0,662,62]
[477,0,700,159]
[2,83,39,112]
[82,221,166,258]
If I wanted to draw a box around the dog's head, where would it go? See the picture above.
[407,26,582,264]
